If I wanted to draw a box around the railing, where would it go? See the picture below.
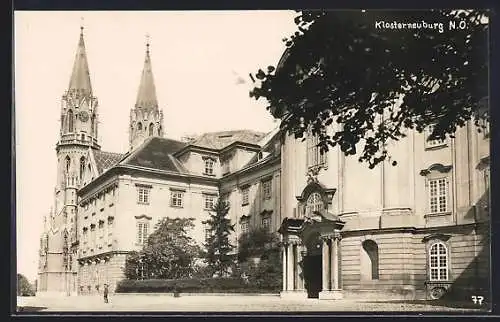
[57,133,99,146]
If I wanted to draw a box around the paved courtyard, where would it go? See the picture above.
[16,295,489,313]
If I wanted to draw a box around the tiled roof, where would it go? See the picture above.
[93,150,126,174]
[190,130,266,150]
[123,137,187,172]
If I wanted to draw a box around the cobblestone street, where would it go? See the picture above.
[16,295,488,313]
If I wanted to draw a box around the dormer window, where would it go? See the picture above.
[203,157,215,176]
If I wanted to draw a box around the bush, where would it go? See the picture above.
[115,277,278,293]
[245,250,282,292]
[17,274,35,296]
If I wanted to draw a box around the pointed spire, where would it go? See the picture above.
[135,34,158,109]
[68,24,92,95]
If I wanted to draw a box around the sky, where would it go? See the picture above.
[14,10,298,282]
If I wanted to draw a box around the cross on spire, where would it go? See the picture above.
[80,17,85,34]
[135,33,158,109]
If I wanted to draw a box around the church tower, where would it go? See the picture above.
[129,38,164,150]
[38,25,99,296]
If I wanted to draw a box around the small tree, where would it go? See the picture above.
[203,199,235,277]
[17,274,35,296]
[124,217,200,280]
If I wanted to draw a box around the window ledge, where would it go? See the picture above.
[170,205,184,208]
[137,202,150,205]
[425,143,448,151]
[425,280,452,285]
[242,202,249,207]
[425,212,451,218]
[203,173,216,177]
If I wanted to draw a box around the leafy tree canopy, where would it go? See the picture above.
[17,273,35,296]
[125,217,201,280]
[250,10,489,168]
[237,227,280,263]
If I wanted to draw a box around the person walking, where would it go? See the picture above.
[103,284,109,303]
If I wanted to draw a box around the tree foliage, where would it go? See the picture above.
[237,227,280,263]
[17,274,35,296]
[202,199,235,277]
[250,10,489,168]
[124,217,201,280]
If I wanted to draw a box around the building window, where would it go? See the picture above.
[307,132,327,169]
[68,109,74,132]
[362,240,379,280]
[137,187,150,204]
[261,216,271,230]
[170,190,184,208]
[65,156,71,173]
[204,158,215,175]
[79,157,85,180]
[203,194,216,210]
[306,192,324,216]
[262,179,272,200]
[429,242,449,281]
[137,122,142,131]
[428,178,448,214]
[136,221,150,246]
[240,219,249,234]
[425,124,447,148]
[149,123,154,136]
[204,224,211,243]
[241,187,249,206]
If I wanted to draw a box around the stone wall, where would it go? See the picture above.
[340,224,490,300]
[77,252,127,295]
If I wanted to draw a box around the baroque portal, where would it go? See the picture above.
[278,181,345,300]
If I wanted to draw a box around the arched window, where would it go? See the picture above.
[158,126,162,136]
[65,156,71,173]
[429,242,448,281]
[67,110,74,133]
[79,157,86,180]
[149,123,154,136]
[306,192,324,216]
[137,122,142,131]
[362,240,379,280]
